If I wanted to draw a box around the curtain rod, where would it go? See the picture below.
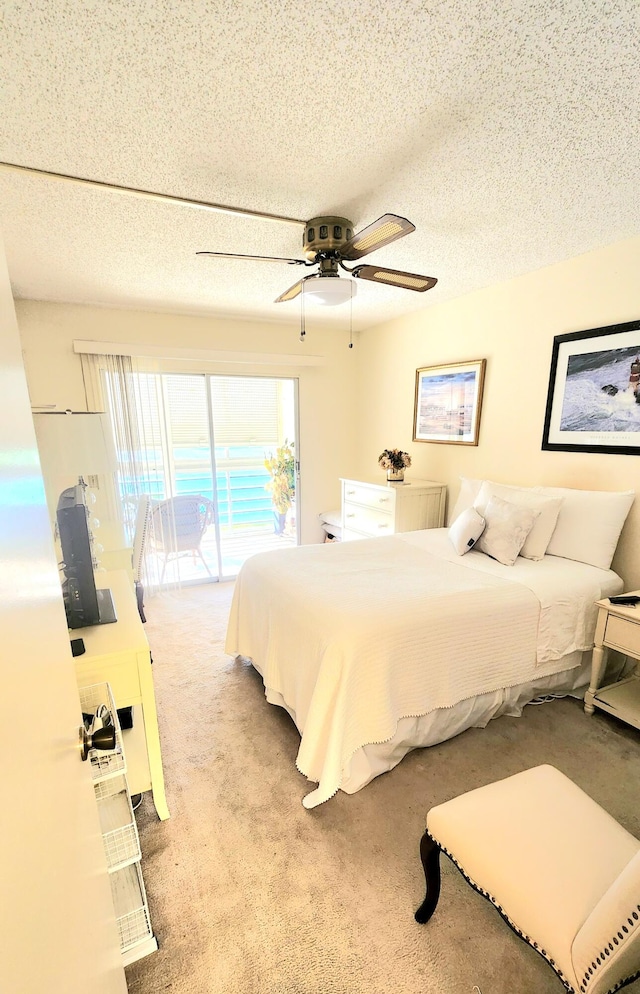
[73,340,325,366]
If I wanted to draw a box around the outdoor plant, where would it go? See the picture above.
[378,448,412,471]
[264,440,296,513]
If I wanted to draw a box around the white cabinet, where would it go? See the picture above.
[340,478,446,541]
[81,682,158,967]
[76,569,170,821]
[584,593,640,731]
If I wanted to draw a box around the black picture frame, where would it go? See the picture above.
[542,319,640,455]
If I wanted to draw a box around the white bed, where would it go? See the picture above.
[225,481,634,808]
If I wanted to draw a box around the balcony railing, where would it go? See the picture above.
[121,445,297,583]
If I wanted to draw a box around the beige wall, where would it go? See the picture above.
[16,235,640,584]
[353,236,640,589]
[17,301,360,544]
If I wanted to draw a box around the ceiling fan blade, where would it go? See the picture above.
[340,214,415,261]
[196,251,306,265]
[351,265,437,292]
[275,279,305,303]
[0,161,306,226]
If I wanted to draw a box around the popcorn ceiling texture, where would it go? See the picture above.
[1,0,639,330]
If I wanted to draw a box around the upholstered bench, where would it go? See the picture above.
[415,765,640,994]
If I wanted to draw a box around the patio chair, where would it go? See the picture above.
[150,494,215,583]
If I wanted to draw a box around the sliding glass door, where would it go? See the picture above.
[209,375,298,577]
[106,368,298,586]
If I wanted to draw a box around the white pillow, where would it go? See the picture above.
[473,480,563,561]
[449,476,484,523]
[533,486,634,570]
[476,494,541,566]
[448,507,486,556]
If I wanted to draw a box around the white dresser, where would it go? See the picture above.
[340,478,447,541]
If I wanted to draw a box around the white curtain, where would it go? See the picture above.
[80,352,179,593]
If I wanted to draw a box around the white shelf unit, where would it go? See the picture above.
[82,681,158,965]
[111,862,157,967]
[95,774,142,871]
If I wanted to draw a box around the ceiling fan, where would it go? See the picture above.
[0,162,437,308]
[196,213,437,305]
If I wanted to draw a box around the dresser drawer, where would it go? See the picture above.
[343,502,394,537]
[342,481,396,512]
[340,477,447,542]
[604,615,640,656]
[76,655,142,705]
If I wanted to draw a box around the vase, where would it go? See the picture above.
[386,469,405,482]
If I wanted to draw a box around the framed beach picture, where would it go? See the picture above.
[413,359,486,445]
[542,319,640,455]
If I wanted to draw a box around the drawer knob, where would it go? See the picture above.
[346,512,355,518]
[346,490,355,496]
[377,523,389,529]
[378,497,390,503]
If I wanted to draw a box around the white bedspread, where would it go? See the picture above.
[398,529,619,665]
[226,530,621,809]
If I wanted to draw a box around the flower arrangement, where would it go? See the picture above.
[264,440,296,514]
[378,448,412,472]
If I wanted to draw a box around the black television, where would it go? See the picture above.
[57,483,117,629]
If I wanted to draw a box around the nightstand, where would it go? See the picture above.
[584,592,640,731]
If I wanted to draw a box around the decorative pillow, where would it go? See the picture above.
[449,476,484,523]
[473,480,563,561]
[533,486,635,570]
[476,495,541,566]
[448,507,486,556]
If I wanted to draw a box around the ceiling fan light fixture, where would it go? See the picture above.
[302,274,356,306]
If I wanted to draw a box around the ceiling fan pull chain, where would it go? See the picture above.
[299,288,306,342]
[348,284,353,349]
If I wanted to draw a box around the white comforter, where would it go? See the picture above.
[225,529,621,808]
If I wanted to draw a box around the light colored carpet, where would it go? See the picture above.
[125,580,640,994]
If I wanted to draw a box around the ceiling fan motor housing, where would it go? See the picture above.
[303,216,354,261]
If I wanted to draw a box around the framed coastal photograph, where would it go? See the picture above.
[413,359,486,445]
[542,319,640,455]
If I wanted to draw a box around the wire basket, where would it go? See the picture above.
[79,682,126,781]
[95,774,142,871]
[110,862,155,953]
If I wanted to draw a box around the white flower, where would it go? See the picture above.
[378,448,412,471]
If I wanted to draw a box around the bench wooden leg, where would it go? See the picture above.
[415,831,441,924]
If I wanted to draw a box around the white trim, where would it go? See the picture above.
[73,340,325,366]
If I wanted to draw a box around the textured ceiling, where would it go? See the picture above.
[1,1,639,332]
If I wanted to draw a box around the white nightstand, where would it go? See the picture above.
[584,592,640,731]
[340,477,446,542]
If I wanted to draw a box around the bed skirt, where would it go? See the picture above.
[248,649,593,797]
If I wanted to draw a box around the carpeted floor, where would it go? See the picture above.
[125,579,640,994]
